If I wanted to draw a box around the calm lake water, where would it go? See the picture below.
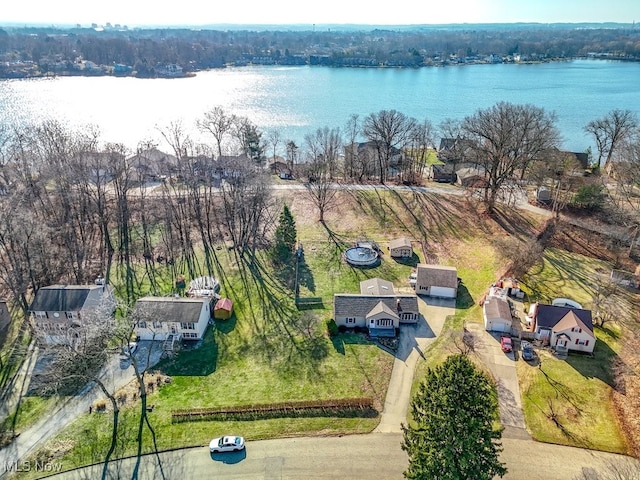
[1,59,639,153]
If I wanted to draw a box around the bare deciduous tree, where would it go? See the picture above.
[461,102,560,214]
[585,109,638,170]
[362,109,417,183]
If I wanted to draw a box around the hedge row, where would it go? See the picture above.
[171,397,375,423]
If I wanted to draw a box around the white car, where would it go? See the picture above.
[119,342,138,359]
[210,435,245,453]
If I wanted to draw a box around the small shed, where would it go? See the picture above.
[388,237,413,258]
[214,298,234,320]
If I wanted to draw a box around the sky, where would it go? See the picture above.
[2,0,639,27]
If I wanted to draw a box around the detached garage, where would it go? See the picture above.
[414,264,458,299]
[483,295,512,333]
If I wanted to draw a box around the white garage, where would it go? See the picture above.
[415,264,458,299]
[483,296,512,333]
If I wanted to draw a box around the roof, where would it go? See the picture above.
[29,285,105,312]
[367,301,399,319]
[334,294,419,318]
[553,310,595,336]
[484,296,512,322]
[214,298,233,311]
[416,264,458,289]
[133,297,208,323]
[534,304,594,335]
[360,278,395,295]
[388,237,412,250]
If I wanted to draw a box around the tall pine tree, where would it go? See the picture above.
[273,205,297,264]
[402,354,507,480]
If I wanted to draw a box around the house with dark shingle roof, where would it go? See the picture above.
[528,303,595,354]
[29,284,116,346]
[334,289,419,337]
[133,296,211,343]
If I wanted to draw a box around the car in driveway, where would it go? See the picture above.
[500,336,513,353]
[119,342,138,359]
[210,435,245,453]
[521,341,534,361]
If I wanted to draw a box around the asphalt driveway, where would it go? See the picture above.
[466,323,529,438]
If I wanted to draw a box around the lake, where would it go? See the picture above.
[1,59,639,153]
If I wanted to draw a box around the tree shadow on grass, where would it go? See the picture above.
[234,252,330,379]
[564,338,617,389]
[157,327,218,376]
[491,205,542,240]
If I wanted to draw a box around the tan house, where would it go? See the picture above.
[527,303,596,354]
[334,278,419,337]
[29,284,116,346]
[388,237,413,258]
[333,294,419,337]
[414,264,458,299]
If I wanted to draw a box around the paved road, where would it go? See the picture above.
[0,342,162,480]
[45,432,637,480]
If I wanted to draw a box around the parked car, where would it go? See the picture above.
[209,435,245,453]
[500,336,513,353]
[521,341,534,361]
[119,342,138,359]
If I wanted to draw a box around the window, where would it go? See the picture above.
[35,311,47,319]
[377,318,394,327]
[66,312,75,319]
[346,317,356,324]
[181,322,196,330]
[153,321,162,329]
[138,321,147,328]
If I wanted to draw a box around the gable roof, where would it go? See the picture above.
[553,310,595,336]
[360,278,395,295]
[534,304,594,334]
[334,294,419,318]
[214,298,233,312]
[367,300,399,319]
[389,237,412,250]
[416,264,458,289]
[30,285,101,312]
[484,296,511,322]
[133,297,207,323]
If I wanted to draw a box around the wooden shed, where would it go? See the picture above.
[214,298,234,320]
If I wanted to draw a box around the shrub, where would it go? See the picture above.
[326,319,339,337]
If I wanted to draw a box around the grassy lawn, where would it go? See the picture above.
[23,189,577,474]
[517,248,632,454]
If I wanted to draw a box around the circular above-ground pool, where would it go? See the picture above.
[344,245,379,267]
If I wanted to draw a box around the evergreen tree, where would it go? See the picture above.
[402,354,507,480]
[273,205,297,264]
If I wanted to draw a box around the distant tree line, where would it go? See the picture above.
[0,24,640,77]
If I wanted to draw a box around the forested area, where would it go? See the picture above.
[0,23,640,77]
